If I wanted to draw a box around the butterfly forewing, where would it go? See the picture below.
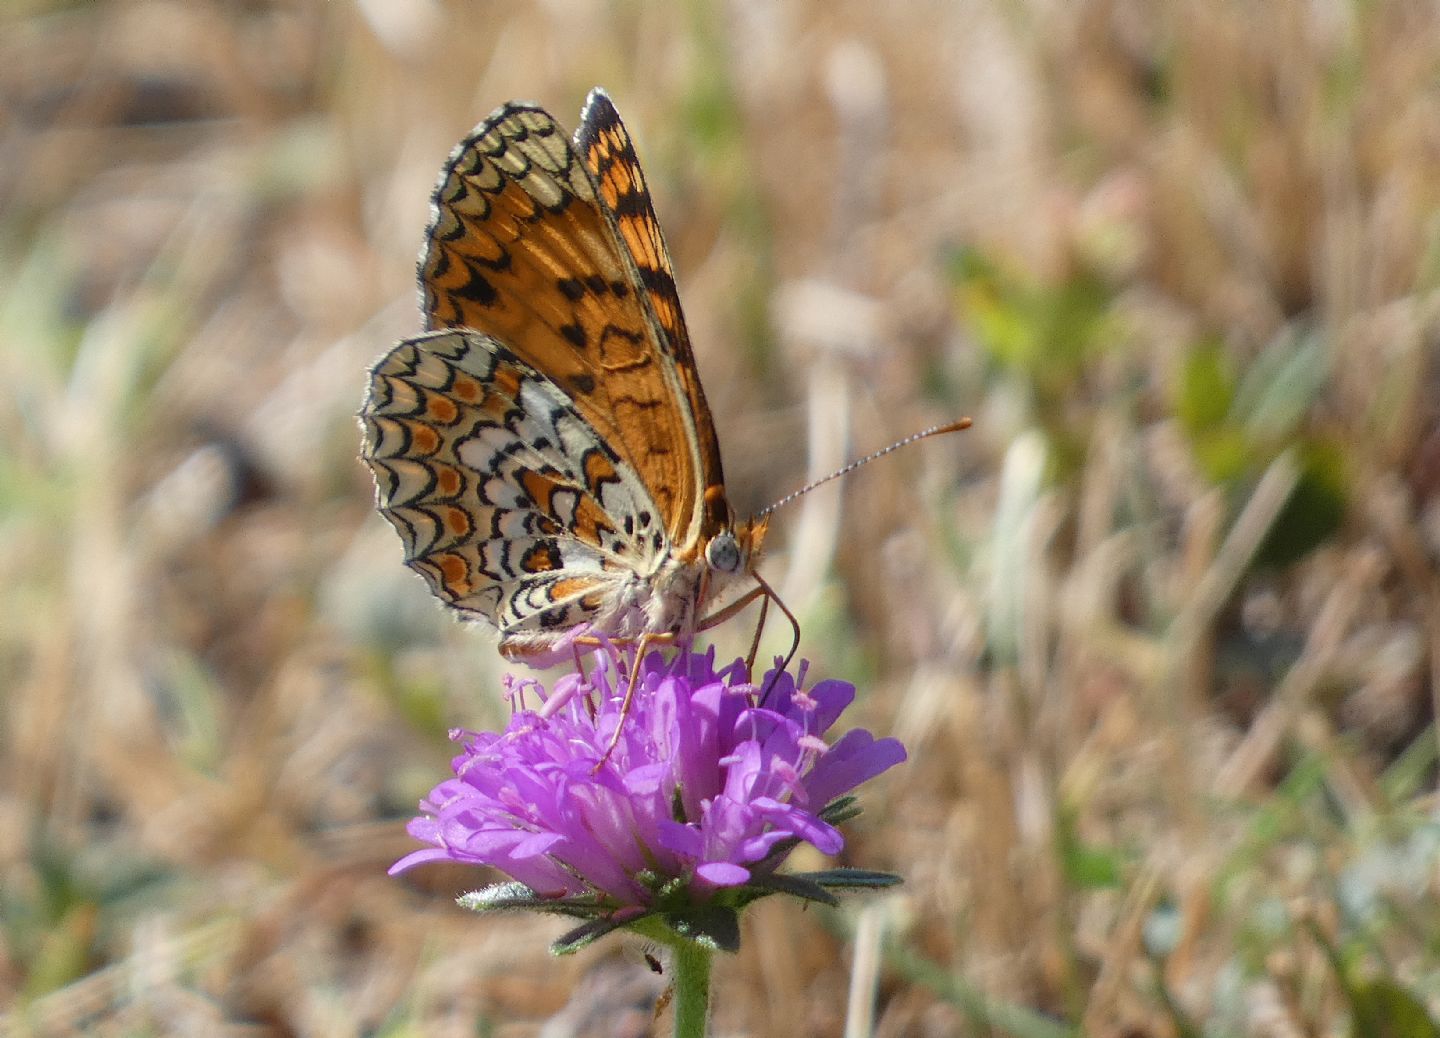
[418,97,716,546]
[573,93,729,546]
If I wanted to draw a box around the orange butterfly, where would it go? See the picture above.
[361,89,768,660]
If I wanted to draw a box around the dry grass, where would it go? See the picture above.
[4,1,1440,1035]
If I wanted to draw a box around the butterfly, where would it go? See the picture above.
[360,89,769,661]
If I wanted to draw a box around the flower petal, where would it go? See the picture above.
[392,648,906,919]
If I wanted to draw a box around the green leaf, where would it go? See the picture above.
[1056,806,1126,890]
[948,245,1114,390]
[1232,327,1329,446]
[1175,339,1235,433]
[1349,979,1440,1038]
[1254,441,1347,569]
[1190,426,1251,484]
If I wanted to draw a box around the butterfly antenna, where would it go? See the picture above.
[758,418,972,517]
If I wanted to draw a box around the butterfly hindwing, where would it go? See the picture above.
[362,329,667,647]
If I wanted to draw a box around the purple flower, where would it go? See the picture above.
[391,647,906,919]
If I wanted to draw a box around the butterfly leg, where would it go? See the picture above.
[694,583,766,632]
[741,573,802,703]
[744,593,770,677]
[569,643,598,719]
[692,574,800,695]
[594,630,664,769]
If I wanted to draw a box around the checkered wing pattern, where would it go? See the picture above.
[362,329,663,647]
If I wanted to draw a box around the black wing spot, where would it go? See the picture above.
[612,190,651,218]
[456,269,498,306]
[570,373,596,394]
[556,277,585,300]
[637,266,675,293]
[560,323,587,348]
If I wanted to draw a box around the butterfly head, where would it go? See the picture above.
[704,512,769,578]
[700,482,768,580]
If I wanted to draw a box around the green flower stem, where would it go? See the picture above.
[671,938,713,1038]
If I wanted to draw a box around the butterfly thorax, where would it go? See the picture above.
[616,510,767,645]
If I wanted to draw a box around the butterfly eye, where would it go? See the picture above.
[705,531,742,574]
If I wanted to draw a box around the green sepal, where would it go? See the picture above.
[661,905,741,953]
[819,795,862,827]
[457,881,608,921]
[741,871,841,907]
[798,867,903,891]
[551,913,638,955]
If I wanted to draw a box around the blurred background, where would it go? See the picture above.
[5,1,1440,1035]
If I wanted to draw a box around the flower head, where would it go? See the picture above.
[392,647,905,949]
